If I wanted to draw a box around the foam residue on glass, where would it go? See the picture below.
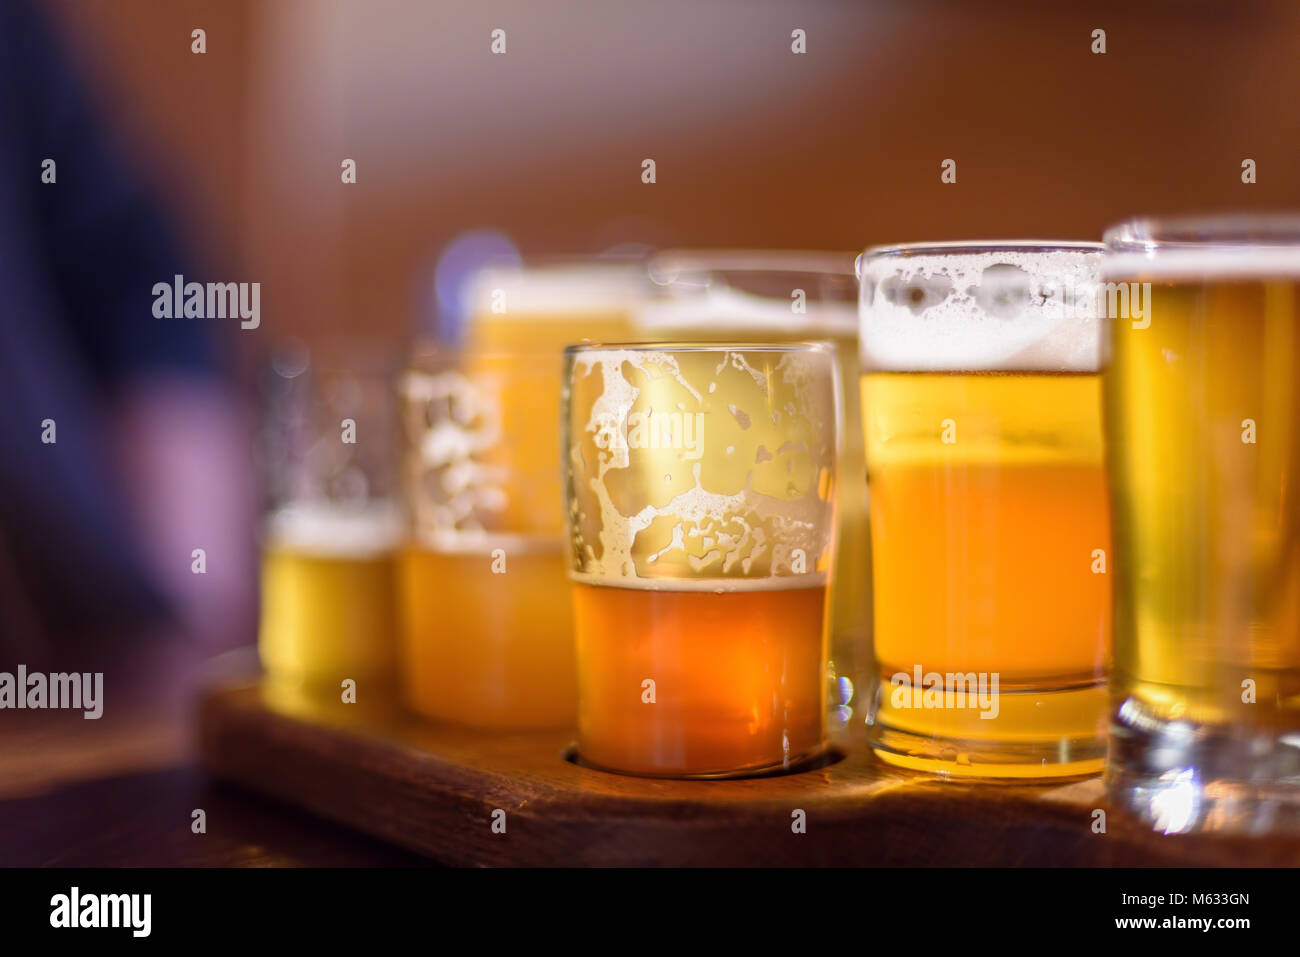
[399,367,507,543]
[565,347,836,588]
[859,246,1104,372]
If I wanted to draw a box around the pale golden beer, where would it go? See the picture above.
[397,263,649,728]
[564,342,839,777]
[260,504,401,707]
[1105,216,1300,832]
[257,353,403,712]
[860,242,1109,778]
[637,252,870,731]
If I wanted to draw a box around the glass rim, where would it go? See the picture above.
[647,249,856,284]
[1104,212,1300,251]
[471,249,652,274]
[861,239,1105,263]
[407,341,569,362]
[1103,213,1300,278]
[563,339,838,355]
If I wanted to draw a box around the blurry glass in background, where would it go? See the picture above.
[398,350,577,728]
[1105,215,1300,833]
[860,242,1109,778]
[396,261,652,728]
[637,252,869,733]
[563,342,839,777]
[461,260,654,532]
[463,260,651,353]
[258,345,403,712]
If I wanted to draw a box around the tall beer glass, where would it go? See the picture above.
[258,346,402,712]
[1105,215,1300,833]
[397,262,649,728]
[860,242,1109,778]
[563,342,839,777]
[637,252,869,733]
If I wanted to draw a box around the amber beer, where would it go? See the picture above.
[399,538,575,728]
[574,578,828,776]
[636,252,870,729]
[460,265,646,531]
[860,242,1110,778]
[1105,217,1300,831]
[397,263,647,728]
[564,343,839,777]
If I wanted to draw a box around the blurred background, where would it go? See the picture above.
[3,0,1300,866]
[5,0,1300,655]
[53,0,1300,340]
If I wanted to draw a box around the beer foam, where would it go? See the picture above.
[859,245,1103,372]
[568,569,828,591]
[266,501,404,557]
[471,263,653,316]
[567,347,835,586]
[1104,248,1300,280]
[637,286,857,337]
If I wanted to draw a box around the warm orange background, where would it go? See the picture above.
[51,0,1300,350]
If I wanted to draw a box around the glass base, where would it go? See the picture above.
[261,672,399,725]
[1108,695,1300,834]
[566,745,841,780]
[868,680,1107,780]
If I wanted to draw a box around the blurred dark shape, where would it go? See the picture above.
[0,0,254,656]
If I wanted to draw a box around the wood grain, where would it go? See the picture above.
[198,681,1300,866]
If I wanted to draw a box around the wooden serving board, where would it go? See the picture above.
[197,682,1300,867]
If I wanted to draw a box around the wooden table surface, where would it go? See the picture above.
[0,640,429,867]
[199,682,1300,867]
[7,638,1300,867]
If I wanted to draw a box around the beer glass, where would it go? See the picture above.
[465,260,651,357]
[859,242,1109,778]
[563,342,839,777]
[397,261,650,728]
[1105,215,1300,833]
[637,251,869,733]
[258,345,402,711]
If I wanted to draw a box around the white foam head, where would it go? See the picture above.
[470,262,653,316]
[641,250,858,338]
[637,285,857,337]
[266,500,404,557]
[858,241,1105,372]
